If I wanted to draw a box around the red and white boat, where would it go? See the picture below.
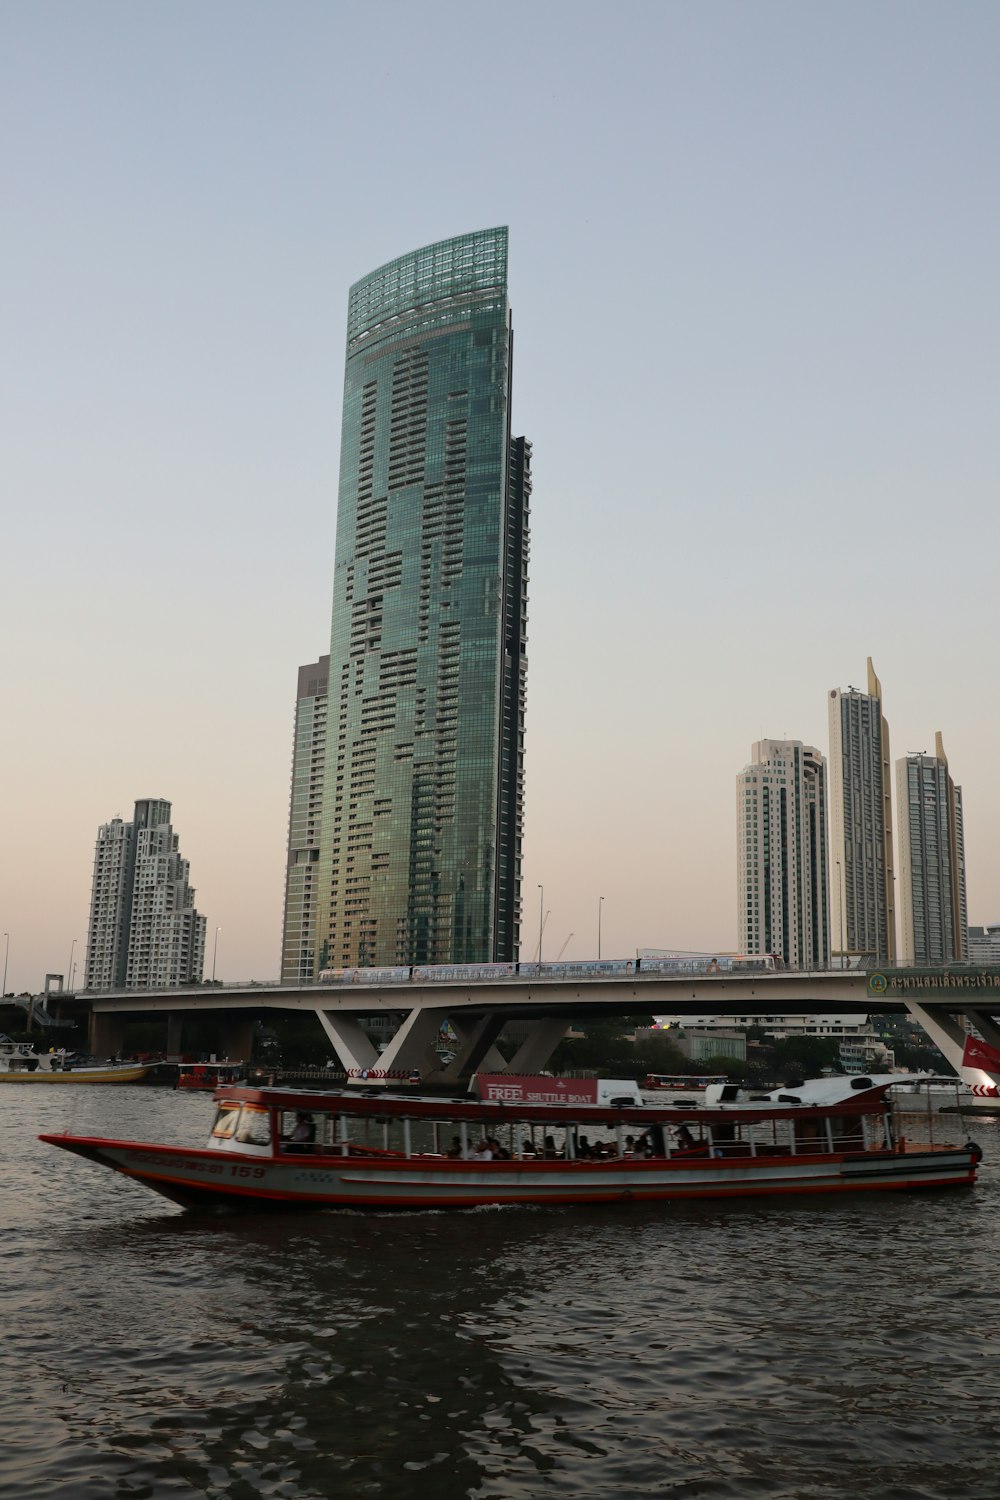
[641,1072,728,1094]
[39,1073,982,1212]
[176,1062,247,1092]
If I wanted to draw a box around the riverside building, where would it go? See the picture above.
[827,658,896,964]
[897,734,969,964]
[737,740,830,969]
[312,228,532,971]
[968,925,1000,965]
[280,656,330,982]
[84,799,206,989]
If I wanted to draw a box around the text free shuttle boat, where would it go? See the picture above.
[39,1074,982,1211]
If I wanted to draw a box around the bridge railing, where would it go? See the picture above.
[55,957,1000,1001]
[8,995,72,1027]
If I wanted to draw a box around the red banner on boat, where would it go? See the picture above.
[962,1035,1000,1073]
[474,1075,598,1106]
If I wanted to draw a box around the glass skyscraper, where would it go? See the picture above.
[897,733,968,965]
[281,656,330,982]
[828,658,896,964]
[314,228,532,970]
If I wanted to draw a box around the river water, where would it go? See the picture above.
[2,1086,998,1500]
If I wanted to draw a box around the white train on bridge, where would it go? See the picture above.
[317,954,787,986]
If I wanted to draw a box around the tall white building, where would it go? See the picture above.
[897,734,968,964]
[737,740,830,968]
[84,799,206,989]
[968,925,1000,965]
[828,658,896,964]
[84,816,134,989]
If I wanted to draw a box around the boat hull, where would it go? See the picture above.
[1,1065,149,1085]
[39,1135,978,1212]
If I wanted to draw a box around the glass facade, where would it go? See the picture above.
[897,747,968,965]
[827,661,896,965]
[315,229,531,969]
[281,657,330,981]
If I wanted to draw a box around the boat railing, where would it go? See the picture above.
[890,1099,970,1152]
[258,1103,898,1165]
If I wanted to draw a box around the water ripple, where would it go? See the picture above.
[2,1090,998,1497]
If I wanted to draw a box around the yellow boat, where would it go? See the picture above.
[0,1037,149,1084]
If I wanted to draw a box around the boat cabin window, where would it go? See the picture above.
[235,1105,271,1147]
[211,1102,241,1139]
[211,1102,272,1145]
[280,1109,332,1152]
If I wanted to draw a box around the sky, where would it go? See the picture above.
[2,1,998,992]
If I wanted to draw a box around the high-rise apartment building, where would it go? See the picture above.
[737,740,830,968]
[828,657,896,963]
[968,924,1000,965]
[84,815,134,989]
[281,656,329,981]
[897,733,968,964]
[84,799,206,989]
[314,228,532,970]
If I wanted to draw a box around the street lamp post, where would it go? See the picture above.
[2,932,8,998]
[598,896,604,961]
[212,926,222,983]
[67,938,77,993]
[537,885,543,967]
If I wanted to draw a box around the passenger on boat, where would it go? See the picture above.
[521,1138,538,1157]
[576,1134,594,1159]
[487,1136,510,1160]
[446,1136,464,1158]
[542,1135,560,1159]
[674,1123,697,1150]
[473,1140,493,1160]
[287,1112,316,1153]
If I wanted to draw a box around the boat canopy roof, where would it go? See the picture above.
[216,1078,896,1128]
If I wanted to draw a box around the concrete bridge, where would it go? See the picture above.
[42,962,1000,1092]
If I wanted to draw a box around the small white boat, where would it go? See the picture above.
[40,1072,982,1211]
[887,1074,982,1112]
[0,1037,149,1085]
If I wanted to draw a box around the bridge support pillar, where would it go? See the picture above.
[90,1012,126,1058]
[166,1012,184,1059]
[436,1013,508,1085]
[218,1016,255,1062]
[966,1009,1000,1056]
[316,1013,381,1076]
[906,1000,1000,1091]
[507,1017,570,1075]
[374,1006,446,1079]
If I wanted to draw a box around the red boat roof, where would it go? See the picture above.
[217,1082,892,1128]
